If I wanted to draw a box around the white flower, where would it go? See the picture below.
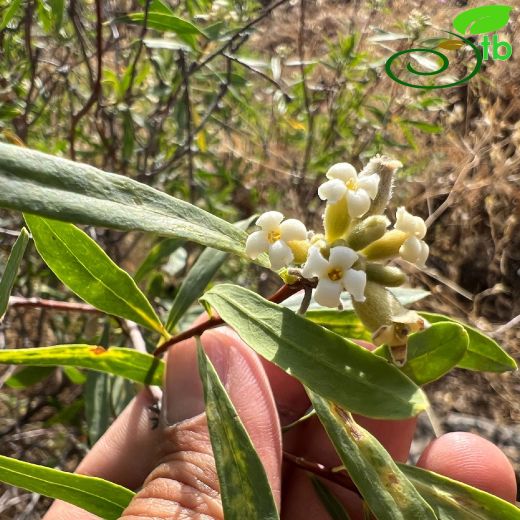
[302,246,367,307]
[318,162,380,218]
[394,207,429,267]
[246,211,307,270]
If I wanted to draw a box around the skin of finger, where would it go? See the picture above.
[44,390,162,520]
[417,431,518,503]
[46,329,282,519]
[121,328,282,519]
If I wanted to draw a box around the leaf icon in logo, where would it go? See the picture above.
[453,5,512,35]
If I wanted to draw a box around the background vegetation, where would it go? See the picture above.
[0,0,519,516]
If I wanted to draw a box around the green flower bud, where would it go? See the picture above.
[361,229,408,261]
[365,263,406,287]
[346,216,389,250]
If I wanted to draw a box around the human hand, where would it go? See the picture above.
[44,327,517,520]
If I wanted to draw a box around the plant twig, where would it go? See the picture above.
[69,0,103,159]
[153,281,307,357]
[8,296,99,314]
[283,451,360,496]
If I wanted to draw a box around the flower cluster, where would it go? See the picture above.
[245,157,429,309]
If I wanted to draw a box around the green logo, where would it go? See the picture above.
[385,5,513,89]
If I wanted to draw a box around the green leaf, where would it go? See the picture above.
[420,312,517,372]
[197,340,279,520]
[201,284,428,419]
[0,455,134,520]
[4,366,55,389]
[0,345,164,386]
[0,0,23,30]
[305,309,372,341]
[24,215,166,335]
[400,464,520,519]
[0,227,29,321]
[85,371,112,445]
[134,238,184,283]
[0,144,257,263]
[310,476,352,520]
[401,120,443,134]
[375,323,468,385]
[63,365,87,384]
[309,391,436,520]
[117,0,206,48]
[166,247,227,331]
[453,5,512,35]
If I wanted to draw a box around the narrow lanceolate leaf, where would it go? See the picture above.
[375,323,469,385]
[201,284,428,419]
[0,143,257,262]
[0,455,134,520]
[0,345,164,386]
[0,227,29,320]
[197,341,279,520]
[25,215,165,335]
[400,464,520,519]
[309,391,436,520]
[166,247,227,331]
[310,476,352,520]
[134,238,184,283]
[420,312,517,372]
[305,309,372,341]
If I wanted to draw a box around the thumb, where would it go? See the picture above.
[120,329,282,519]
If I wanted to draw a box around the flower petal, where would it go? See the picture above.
[346,189,371,218]
[342,269,367,302]
[329,246,358,270]
[256,211,284,232]
[268,240,294,270]
[318,178,346,203]
[302,246,329,279]
[357,173,380,200]
[417,240,429,267]
[314,278,343,308]
[399,236,422,264]
[245,230,269,259]
[326,162,357,183]
[395,207,426,238]
[280,218,307,241]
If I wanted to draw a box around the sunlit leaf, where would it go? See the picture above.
[25,215,166,335]
[201,284,428,419]
[0,455,134,520]
[117,0,206,48]
[420,312,517,372]
[0,144,258,263]
[401,464,520,519]
[0,345,164,386]
[309,391,436,520]
[197,341,279,520]
[0,227,29,321]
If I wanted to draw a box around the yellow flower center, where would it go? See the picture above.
[328,267,343,281]
[267,229,281,243]
[345,178,358,191]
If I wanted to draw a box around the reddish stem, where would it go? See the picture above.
[283,451,360,496]
[153,282,304,357]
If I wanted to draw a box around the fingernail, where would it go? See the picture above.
[163,334,231,424]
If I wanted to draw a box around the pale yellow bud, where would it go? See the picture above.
[323,195,351,243]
